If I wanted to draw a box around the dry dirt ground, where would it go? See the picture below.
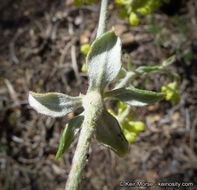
[0,0,197,190]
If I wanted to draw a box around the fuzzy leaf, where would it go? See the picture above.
[105,86,164,106]
[28,92,82,117]
[55,115,84,160]
[86,29,121,91]
[95,110,128,157]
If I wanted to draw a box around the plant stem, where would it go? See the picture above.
[115,71,135,89]
[65,119,93,190]
[65,0,109,188]
[65,111,97,190]
[96,0,108,38]
[119,106,132,124]
[65,91,103,190]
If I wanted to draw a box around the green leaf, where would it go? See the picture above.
[118,8,128,19]
[161,55,176,67]
[127,56,132,71]
[105,86,164,106]
[117,68,127,78]
[86,29,122,92]
[95,110,128,157]
[55,115,84,160]
[28,92,82,117]
[135,65,159,74]
[135,55,176,74]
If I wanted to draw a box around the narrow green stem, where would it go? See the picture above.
[119,106,132,124]
[115,71,135,89]
[96,0,108,38]
[65,92,103,190]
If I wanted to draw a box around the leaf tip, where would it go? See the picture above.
[28,91,36,107]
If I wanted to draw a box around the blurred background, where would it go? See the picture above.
[0,0,197,189]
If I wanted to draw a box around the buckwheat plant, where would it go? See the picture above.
[28,0,178,189]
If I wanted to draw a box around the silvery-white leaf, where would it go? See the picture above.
[105,86,164,106]
[55,115,84,160]
[96,110,128,157]
[86,29,122,92]
[28,92,82,117]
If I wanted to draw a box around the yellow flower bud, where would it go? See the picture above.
[80,43,90,55]
[125,132,136,143]
[81,63,87,73]
[161,82,179,103]
[133,121,145,132]
[85,0,98,4]
[129,12,140,26]
[74,0,83,7]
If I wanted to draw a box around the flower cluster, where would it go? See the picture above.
[108,101,145,143]
[161,82,180,103]
[115,0,171,26]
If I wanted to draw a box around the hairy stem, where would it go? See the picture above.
[65,0,108,189]
[96,0,108,38]
[65,92,103,190]
[65,119,93,190]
